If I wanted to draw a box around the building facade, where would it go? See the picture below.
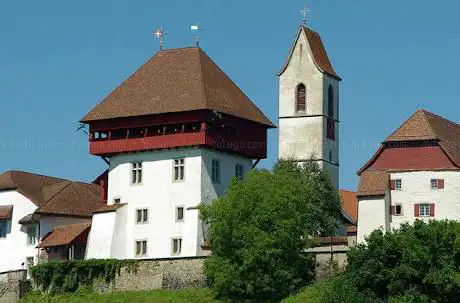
[278,25,341,188]
[82,47,274,259]
[357,110,460,243]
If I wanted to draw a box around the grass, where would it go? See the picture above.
[21,284,327,303]
[20,288,216,303]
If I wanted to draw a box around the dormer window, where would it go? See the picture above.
[296,84,306,112]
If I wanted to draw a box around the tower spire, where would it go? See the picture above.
[300,5,311,26]
[154,26,166,50]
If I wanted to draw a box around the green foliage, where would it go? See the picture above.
[20,288,215,303]
[328,220,460,303]
[200,159,342,302]
[31,259,138,294]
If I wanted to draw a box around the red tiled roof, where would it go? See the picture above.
[278,25,341,80]
[38,223,91,248]
[357,171,389,197]
[339,189,358,223]
[80,47,274,127]
[93,203,127,214]
[0,171,102,217]
[315,236,348,245]
[0,205,13,219]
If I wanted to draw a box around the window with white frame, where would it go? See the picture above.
[26,225,37,245]
[172,238,182,255]
[395,179,402,191]
[176,207,184,222]
[212,159,221,184]
[173,159,185,181]
[135,240,147,257]
[136,209,148,224]
[419,203,430,217]
[235,164,244,180]
[0,220,7,238]
[131,162,143,184]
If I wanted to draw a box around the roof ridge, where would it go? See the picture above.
[422,109,460,130]
[418,110,438,138]
[7,170,68,182]
[36,181,72,213]
[384,110,437,142]
[160,46,200,52]
[196,48,208,110]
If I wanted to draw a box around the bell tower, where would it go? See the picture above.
[278,25,341,188]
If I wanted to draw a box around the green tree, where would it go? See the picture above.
[326,220,460,303]
[200,159,342,302]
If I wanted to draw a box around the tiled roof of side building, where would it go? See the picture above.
[80,47,274,127]
[339,189,358,223]
[38,223,91,248]
[357,171,390,197]
[0,170,103,217]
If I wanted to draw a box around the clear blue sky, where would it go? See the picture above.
[1,0,459,191]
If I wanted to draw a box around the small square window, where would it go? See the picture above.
[419,204,430,217]
[172,238,182,255]
[135,240,148,257]
[212,159,221,184]
[176,207,184,222]
[136,209,148,224]
[395,179,402,191]
[131,162,143,184]
[173,159,185,181]
[235,164,244,180]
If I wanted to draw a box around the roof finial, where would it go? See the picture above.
[154,26,166,51]
[300,5,311,26]
[191,24,203,47]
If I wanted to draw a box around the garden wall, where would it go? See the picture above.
[0,270,30,303]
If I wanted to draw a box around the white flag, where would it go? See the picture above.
[191,25,200,31]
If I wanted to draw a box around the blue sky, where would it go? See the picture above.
[1,0,459,191]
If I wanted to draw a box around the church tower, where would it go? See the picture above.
[278,25,341,188]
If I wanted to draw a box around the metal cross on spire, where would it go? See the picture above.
[300,5,311,26]
[154,26,166,50]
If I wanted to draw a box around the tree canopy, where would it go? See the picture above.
[200,159,342,301]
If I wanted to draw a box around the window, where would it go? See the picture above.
[173,159,185,181]
[329,150,333,162]
[328,85,334,118]
[395,179,402,191]
[172,238,182,255]
[431,179,444,190]
[391,204,403,216]
[327,118,335,140]
[135,240,148,257]
[136,209,148,224]
[296,83,306,112]
[0,220,6,238]
[419,204,430,217]
[176,207,184,222]
[131,162,142,184]
[113,197,121,204]
[27,225,37,246]
[235,164,244,180]
[212,159,221,184]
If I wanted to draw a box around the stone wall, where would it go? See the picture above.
[94,257,207,293]
[0,270,30,303]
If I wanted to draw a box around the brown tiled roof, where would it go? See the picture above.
[0,205,13,219]
[339,189,358,223]
[93,203,127,214]
[278,25,341,80]
[357,171,389,197]
[38,223,91,248]
[0,171,102,217]
[80,47,274,127]
[315,236,348,245]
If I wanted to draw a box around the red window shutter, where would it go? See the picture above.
[414,204,419,217]
[438,179,444,189]
[390,205,396,215]
[390,180,396,190]
[430,204,435,217]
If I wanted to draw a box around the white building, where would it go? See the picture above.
[81,47,274,259]
[357,110,460,243]
[0,170,102,273]
[278,25,341,188]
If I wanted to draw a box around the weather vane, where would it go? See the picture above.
[300,5,311,25]
[190,24,204,47]
[154,26,166,50]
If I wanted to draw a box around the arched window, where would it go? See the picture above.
[328,85,334,118]
[296,84,306,112]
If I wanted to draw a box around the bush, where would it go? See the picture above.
[31,259,138,294]
[329,220,460,303]
[200,159,342,302]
